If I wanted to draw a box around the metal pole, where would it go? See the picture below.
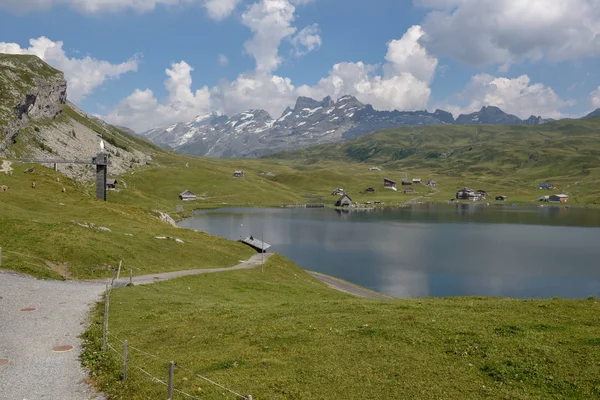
[0,247,2,267]
[129,268,133,285]
[167,361,175,400]
[102,293,109,352]
[123,340,128,381]
[261,230,264,273]
[116,260,122,281]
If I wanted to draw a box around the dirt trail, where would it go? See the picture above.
[107,253,272,287]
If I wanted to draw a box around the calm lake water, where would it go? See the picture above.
[179,204,600,299]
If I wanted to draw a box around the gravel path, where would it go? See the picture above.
[0,254,272,399]
[307,271,394,300]
[0,271,106,400]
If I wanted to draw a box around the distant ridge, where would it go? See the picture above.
[138,95,579,159]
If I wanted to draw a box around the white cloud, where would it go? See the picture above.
[416,0,600,66]
[218,54,229,66]
[104,61,211,132]
[0,37,138,102]
[590,87,600,109]
[440,74,575,119]
[213,72,297,117]
[203,0,242,20]
[212,24,436,117]
[0,0,240,19]
[291,24,322,56]
[241,0,297,73]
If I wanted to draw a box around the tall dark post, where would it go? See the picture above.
[94,152,108,201]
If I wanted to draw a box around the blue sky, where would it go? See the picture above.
[0,0,599,132]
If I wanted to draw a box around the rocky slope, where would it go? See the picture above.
[0,54,156,180]
[140,96,549,158]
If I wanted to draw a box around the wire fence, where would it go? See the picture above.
[105,330,251,400]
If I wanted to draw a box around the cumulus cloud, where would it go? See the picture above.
[440,74,575,119]
[291,24,322,56]
[0,37,138,102]
[203,0,242,20]
[590,87,600,109]
[104,61,211,132]
[416,0,600,66]
[241,0,298,73]
[0,0,239,19]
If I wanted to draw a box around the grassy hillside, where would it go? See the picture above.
[83,255,600,400]
[0,160,257,279]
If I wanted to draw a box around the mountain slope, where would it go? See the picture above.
[584,108,600,119]
[0,54,159,180]
[139,97,554,159]
[268,118,600,181]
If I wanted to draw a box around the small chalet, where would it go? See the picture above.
[539,183,554,190]
[179,190,197,201]
[233,170,245,178]
[384,178,397,189]
[549,194,569,203]
[427,180,437,187]
[401,180,412,186]
[496,195,508,201]
[477,190,488,199]
[537,195,550,202]
[404,187,415,194]
[335,194,352,207]
[412,178,422,184]
[106,179,118,190]
[364,187,375,193]
[456,187,480,201]
[332,188,345,196]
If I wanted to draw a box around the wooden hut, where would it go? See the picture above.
[335,194,352,207]
[106,179,118,190]
[239,236,271,253]
[383,178,396,189]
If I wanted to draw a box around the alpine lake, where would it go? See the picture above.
[179,204,600,299]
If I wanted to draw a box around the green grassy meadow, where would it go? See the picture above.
[82,255,600,400]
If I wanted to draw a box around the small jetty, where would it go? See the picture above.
[239,236,271,253]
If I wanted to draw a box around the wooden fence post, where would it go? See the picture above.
[167,361,175,400]
[116,260,122,281]
[248,395,253,400]
[0,247,2,267]
[129,268,133,285]
[123,340,128,381]
[102,293,109,352]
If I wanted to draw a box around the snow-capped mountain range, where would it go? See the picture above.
[139,95,549,158]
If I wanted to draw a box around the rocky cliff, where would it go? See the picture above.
[0,54,156,180]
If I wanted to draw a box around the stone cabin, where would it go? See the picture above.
[233,170,245,178]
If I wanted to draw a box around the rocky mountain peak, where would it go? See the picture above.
[336,95,364,108]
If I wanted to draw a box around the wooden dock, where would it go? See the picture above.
[239,236,271,253]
